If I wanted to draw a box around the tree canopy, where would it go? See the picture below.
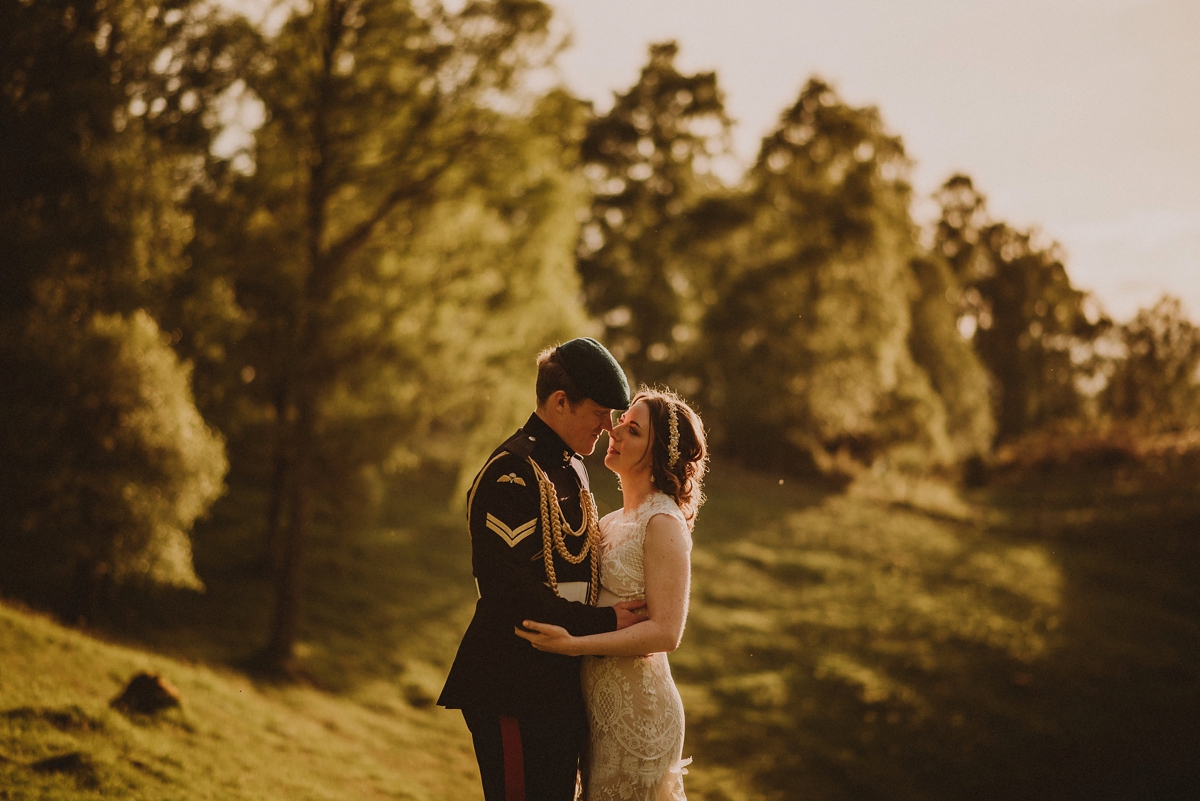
[2,6,1195,658]
[933,174,1110,442]
[698,79,965,473]
[576,41,731,387]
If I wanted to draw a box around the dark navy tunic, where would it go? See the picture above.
[438,413,617,718]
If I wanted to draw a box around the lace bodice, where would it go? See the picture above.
[597,493,689,605]
[583,492,691,801]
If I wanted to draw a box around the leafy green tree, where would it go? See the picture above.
[576,41,731,386]
[702,79,953,473]
[908,255,996,464]
[272,88,595,523]
[0,310,226,621]
[1,0,114,315]
[366,90,596,480]
[933,174,1108,442]
[1101,295,1200,432]
[193,0,572,672]
[0,0,243,617]
[0,0,253,319]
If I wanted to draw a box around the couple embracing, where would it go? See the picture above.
[438,337,708,801]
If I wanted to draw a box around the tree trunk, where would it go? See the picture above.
[68,555,111,627]
[256,0,342,676]
[261,394,293,575]
[260,391,314,675]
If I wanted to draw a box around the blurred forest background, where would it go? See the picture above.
[2,1,1198,799]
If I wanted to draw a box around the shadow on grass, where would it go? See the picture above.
[972,459,1200,800]
[4,449,1198,801]
[675,457,1200,801]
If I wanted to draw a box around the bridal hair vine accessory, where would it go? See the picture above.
[667,402,680,468]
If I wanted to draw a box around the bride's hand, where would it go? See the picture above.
[514,620,579,656]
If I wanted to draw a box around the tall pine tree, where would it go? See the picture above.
[576,41,731,386]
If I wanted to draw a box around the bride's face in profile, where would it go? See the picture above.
[605,401,653,479]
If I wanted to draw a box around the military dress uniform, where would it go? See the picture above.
[439,412,617,801]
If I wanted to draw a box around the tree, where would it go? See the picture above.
[195,0,570,673]
[0,0,243,617]
[0,310,226,620]
[0,0,253,319]
[365,89,597,483]
[1101,295,1200,432]
[702,79,954,473]
[576,41,731,386]
[908,255,996,464]
[932,174,1108,442]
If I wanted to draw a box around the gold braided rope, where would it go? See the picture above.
[528,457,601,606]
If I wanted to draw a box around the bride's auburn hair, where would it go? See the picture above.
[634,388,708,529]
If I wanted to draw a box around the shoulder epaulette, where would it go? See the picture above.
[499,428,536,459]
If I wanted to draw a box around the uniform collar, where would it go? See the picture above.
[523,412,577,466]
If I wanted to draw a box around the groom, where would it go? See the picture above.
[439,338,644,801]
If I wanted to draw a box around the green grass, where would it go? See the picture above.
[0,470,482,800]
[2,456,1199,800]
[672,460,1200,801]
[0,601,479,800]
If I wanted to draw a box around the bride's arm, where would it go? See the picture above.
[516,512,691,657]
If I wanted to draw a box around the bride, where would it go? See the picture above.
[516,388,707,801]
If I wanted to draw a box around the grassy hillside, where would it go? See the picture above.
[2,455,1199,799]
[0,472,482,800]
[675,461,1200,800]
[0,600,479,800]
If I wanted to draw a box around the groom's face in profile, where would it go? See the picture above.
[544,393,614,456]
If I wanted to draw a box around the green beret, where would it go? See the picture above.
[556,337,630,410]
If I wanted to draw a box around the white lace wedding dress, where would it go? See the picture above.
[581,493,692,801]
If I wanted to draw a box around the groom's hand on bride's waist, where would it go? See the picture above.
[613,600,648,630]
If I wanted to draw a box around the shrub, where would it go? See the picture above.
[0,309,226,618]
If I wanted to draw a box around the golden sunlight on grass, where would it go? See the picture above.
[665,464,1074,800]
[0,601,480,800]
[4,455,1198,800]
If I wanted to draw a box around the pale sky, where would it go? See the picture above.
[547,0,1200,322]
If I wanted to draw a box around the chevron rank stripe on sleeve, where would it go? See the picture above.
[485,514,537,548]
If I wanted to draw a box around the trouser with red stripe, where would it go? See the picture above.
[462,708,587,801]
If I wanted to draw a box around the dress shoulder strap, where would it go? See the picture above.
[636,492,687,533]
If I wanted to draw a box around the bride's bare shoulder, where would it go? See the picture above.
[644,507,690,549]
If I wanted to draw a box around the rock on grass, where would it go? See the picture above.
[111,671,182,716]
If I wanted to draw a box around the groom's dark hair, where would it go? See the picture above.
[535,347,586,407]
